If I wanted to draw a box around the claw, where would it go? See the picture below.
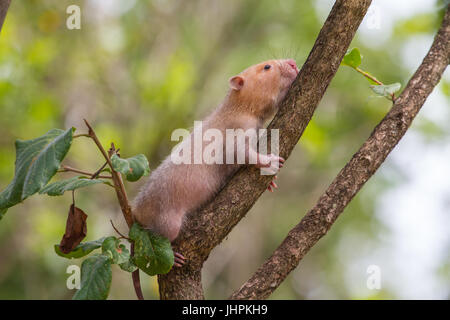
[173,251,186,267]
[267,175,278,192]
[174,252,186,260]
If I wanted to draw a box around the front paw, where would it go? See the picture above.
[256,154,284,175]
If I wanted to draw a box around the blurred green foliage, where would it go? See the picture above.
[0,0,448,299]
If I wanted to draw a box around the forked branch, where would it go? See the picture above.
[83,119,134,228]
[231,5,450,300]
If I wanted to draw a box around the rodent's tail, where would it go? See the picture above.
[131,242,144,300]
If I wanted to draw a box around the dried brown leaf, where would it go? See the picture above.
[59,204,88,254]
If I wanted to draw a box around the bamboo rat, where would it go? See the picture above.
[133,59,299,266]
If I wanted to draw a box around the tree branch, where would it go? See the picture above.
[230,5,450,300]
[58,165,112,179]
[0,0,11,34]
[82,120,144,300]
[158,0,373,300]
[83,119,134,228]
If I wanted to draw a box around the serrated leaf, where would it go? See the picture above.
[39,176,104,196]
[55,237,106,259]
[101,236,130,265]
[129,223,174,276]
[0,128,74,211]
[111,154,150,182]
[72,254,112,300]
[370,83,401,98]
[342,47,362,68]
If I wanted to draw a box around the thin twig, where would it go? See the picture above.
[59,165,91,176]
[131,243,144,300]
[110,219,130,240]
[58,165,112,179]
[73,133,90,139]
[355,67,396,102]
[91,161,108,179]
[82,119,142,300]
[83,119,134,228]
[83,119,115,168]
[355,67,383,85]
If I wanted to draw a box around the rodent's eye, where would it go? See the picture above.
[264,64,271,70]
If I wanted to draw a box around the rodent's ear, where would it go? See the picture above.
[229,75,244,91]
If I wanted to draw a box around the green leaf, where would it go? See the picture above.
[111,154,150,182]
[0,128,74,211]
[119,259,138,273]
[110,154,129,173]
[370,83,401,98]
[341,48,362,68]
[0,208,6,221]
[55,237,106,259]
[101,236,130,265]
[129,223,174,276]
[72,254,112,300]
[39,176,104,196]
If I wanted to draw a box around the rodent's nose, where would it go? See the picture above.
[286,59,299,73]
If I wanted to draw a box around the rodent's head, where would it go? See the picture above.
[228,59,299,120]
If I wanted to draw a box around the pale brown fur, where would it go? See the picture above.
[132,59,299,241]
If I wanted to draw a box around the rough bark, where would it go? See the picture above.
[230,6,450,300]
[158,0,373,299]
